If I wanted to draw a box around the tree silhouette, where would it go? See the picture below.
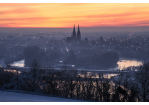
[135,62,149,102]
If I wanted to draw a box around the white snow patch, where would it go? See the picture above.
[0,91,87,102]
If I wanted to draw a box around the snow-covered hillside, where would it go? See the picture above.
[0,91,87,102]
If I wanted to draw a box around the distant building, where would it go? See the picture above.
[66,25,81,42]
[7,36,14,38]
[40,35,45,39]
[85,37,88,42]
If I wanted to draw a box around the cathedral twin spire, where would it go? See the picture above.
[66,24,81,42]
[77,25,81,39]
[72,24,81,40]
[72,25,76,37]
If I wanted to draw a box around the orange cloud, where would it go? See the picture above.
[0,3,149,28]
[0,17,52,27]
[0,17,51,21]
[0,8,37,15]
[72,11,148,18]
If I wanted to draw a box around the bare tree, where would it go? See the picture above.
[29,59,41,92]
[135,62,149,102]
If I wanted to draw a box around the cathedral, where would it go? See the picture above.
[66,25,81,42]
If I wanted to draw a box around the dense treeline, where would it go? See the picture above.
[0,68,15,88]
[65,50,119,68]
[1,61,149,102]
[23,46,119,68]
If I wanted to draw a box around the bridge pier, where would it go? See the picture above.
[99,73,103,79]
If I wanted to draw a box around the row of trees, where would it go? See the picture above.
[65,50,119,68]
[23,46,119,68]
[1,60,149,101]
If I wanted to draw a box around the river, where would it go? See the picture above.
[2,58,142,79]
[10,60,25,67]
[10,58,143,70]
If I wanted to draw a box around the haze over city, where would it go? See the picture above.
[0,2,149,102]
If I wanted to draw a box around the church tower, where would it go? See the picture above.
[77,24,81,40]
[72,25,76,38]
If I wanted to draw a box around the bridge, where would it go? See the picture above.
[1,67,129,81]
[2,67,129,74]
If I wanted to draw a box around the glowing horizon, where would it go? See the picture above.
[0,3,149,28]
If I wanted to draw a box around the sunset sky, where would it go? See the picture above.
[0,3,149,28]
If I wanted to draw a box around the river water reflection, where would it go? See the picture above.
[116,58,143,70]
[10,58,143,70]
[10,60,25,67]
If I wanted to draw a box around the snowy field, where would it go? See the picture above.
[0,91,88,102]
